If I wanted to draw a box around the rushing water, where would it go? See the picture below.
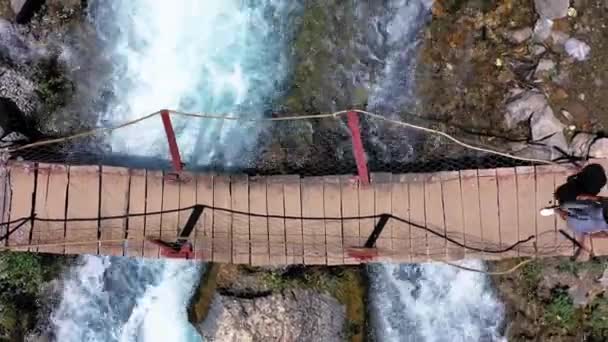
[91,0,301,168]
[368,261,505,342]
[48,0,505,341]
[51,256,202,342]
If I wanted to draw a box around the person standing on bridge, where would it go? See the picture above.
[553,163,608,259]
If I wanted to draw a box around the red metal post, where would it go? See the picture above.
[346,111,370,185]
[160,109,183,173]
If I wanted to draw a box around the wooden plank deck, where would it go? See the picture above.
[1,161,606,265]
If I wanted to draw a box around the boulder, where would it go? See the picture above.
[534,0,569,20]
[200,290,346,342]
[589,138,608,158]
[10,0,44,24]
[568,133,608,159]
[505,90,568,159]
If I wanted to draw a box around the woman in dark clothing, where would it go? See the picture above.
[553,163,608,258]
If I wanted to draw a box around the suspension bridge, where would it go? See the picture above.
[0,110,604,265]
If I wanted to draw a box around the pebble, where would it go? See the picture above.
[565,38,591,61]
[508,27,533,44]
[530,44,546,55]
[535,58,556,78]
[533,18,553,42]
[534,0,569,19]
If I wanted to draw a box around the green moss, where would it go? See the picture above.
[0,252,68,340]
[187,263,220,328]
[282,1,358,114]
[586,295,608,339]
[520,259,542,297]
[543,288,577,334]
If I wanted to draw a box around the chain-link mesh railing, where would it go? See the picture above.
[6,109,560,176]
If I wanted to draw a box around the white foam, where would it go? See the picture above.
[368,261,505,342]
[93,0,299,167]
[51,256,202,342]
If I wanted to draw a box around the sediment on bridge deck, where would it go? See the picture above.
[1,160,607,265]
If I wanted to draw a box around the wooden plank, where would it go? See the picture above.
[440,171,465,260]
[301,177,326,265]
[358,183,375,258]
[391,175,411,263]
[213,175,232,263]
[267,176,287,265]
[535,165,556,257]
[424,173,446,261]
[143,170,163,258]
[35,164,68,254]
[340,176,360,264]
[65,165,100,255]
[0,161,8,243]
[126,169,146,258]
[408,175,427,262]
[284,176,303,264]
[516,166,537,257]
[324,176,343,265]
[496,168,519,258]
[31,164,49,253]
[195,174,214,261]
[553,168,573,256]
[230,175,249,264]
[7,162,36,250]
[372,173,392,260]
[460,170,483,259]
[590,161,608,256]
[99,166,129,256]
[178,173,197,251]
[249,176,268,265]
[478,169,501,260]
[161,174,180,243]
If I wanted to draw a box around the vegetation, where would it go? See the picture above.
[0,252,68,341]
[493,256,608,341]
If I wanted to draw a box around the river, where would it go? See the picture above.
[49,1,505,341]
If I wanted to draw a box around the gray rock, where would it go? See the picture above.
[508,27,533,44]
[534,58,556,77]
[530,44,547,55]
[200,290,346,342]
[534,0,569,19]
[505,90,568,159]
[589,138,608,158]
[570,133,595,157]
[0,68,38,116]
[532,18,553,42]
[568,133,608,158]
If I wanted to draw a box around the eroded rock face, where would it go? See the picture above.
[200,290,346,342]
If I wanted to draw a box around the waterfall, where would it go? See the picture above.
[367,261,505,341]
[47,1,506,341]
[90,0,302,168]
[50,256,202,342]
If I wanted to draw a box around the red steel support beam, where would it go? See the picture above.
[347,111,370,185]
[160,109,183,173]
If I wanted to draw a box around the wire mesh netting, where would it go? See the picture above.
[6,109,559,176]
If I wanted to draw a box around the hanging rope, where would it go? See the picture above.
[6,109,556,165]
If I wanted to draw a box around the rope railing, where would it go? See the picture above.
[6,109,557,165]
